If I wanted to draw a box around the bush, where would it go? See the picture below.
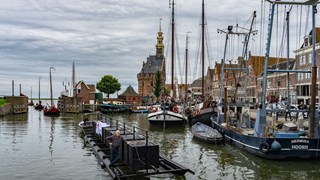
[0,98,7,107]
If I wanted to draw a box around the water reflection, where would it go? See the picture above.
[44,116,58,162]
[1,111,320,180]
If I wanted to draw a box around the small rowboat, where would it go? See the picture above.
[191,122,223,144]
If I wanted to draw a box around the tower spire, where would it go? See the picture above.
[156,17,164,55]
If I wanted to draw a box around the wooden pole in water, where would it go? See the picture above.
[12,80,14,96]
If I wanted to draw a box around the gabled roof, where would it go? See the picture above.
[267,60,295,75]
[250,55,289,77]
[213,62,222,75]
[76,80,90,90]
[206,67,215,79]
[299,27,320,49]
[119,85,139,97]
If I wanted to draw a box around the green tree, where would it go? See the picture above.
[153,71,162,102]
[0,98,7,107]
[96,75,121,98]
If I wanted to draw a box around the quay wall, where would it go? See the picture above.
[58,96,83,113]
[0,103,11,116]
[4,96,28,114]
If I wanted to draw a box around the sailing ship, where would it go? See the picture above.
[211,0,320,159]
[148,0,187,126]
[190,0,214,126]
[44,67,60,116]
[34,77,44,110]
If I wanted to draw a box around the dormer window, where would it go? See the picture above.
[304,35,312,47]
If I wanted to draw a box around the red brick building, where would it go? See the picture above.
[75,81,96,104]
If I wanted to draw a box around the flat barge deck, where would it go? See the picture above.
[80,114,194,179]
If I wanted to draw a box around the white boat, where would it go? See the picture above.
[147,0,187,126]
[148,108,187,126]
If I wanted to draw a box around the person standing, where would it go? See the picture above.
[285,105,292,121]
[107,130,124,167]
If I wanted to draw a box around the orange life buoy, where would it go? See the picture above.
[151,106,157,113]
[195,109,201,115]
[173,106,179,113]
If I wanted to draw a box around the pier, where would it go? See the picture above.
[80,113,194,179]
[0,96,28,115]
[57,96,83,113]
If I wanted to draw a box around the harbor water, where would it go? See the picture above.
[1,107,320,180]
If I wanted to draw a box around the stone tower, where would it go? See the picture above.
[137,19,166,104]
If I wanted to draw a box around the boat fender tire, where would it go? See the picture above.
[196,109,201,115]
[259,142,270,153]
[173,106,179,113]
[151,106,157,113]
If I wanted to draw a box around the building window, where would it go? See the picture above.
[288,77,291,85]
[277,79,281,86]
[306,69,311,79]
[267,80,271,88]
[308,53,312,64]
[300,55,305,65]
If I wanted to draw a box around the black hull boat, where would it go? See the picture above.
[210,1,320,160]
[191,108,213,126]
[35,104,44,110]
[192,122,223,143]
[211,112,320,160]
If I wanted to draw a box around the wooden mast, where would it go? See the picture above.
[30,87,33,103]
[170,0,175,98]
[72,62,76,97]
[38,76,41,104]
[185,32,191,103]
[49,67,55,107]
[201,0,205,98]
[309,4,317,138]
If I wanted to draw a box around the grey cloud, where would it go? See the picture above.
[0,0,317,98]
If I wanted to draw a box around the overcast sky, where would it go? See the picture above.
[0,0,318,98]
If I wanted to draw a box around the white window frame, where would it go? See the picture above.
[306,69,311,79]
[300,55,305,65]
[308,53,312,64]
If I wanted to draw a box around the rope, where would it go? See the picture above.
[133,145,158,172]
